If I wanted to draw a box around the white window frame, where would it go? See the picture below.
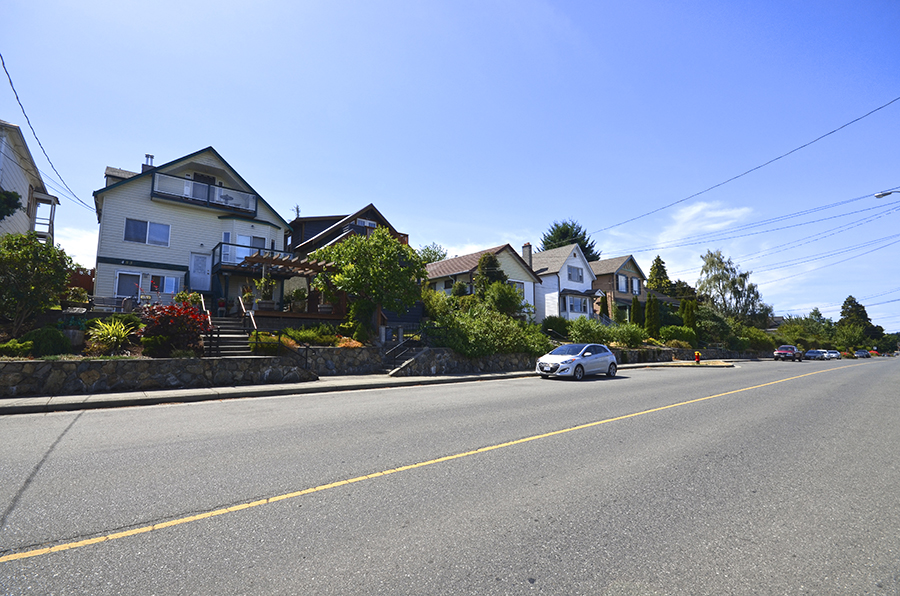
[567,266,583,283]
[124,218,170,247]
[617,274,628,293]
[632,277,641,295]
[150,274,178,294]
[567,296,588,313]
[507,280,525,296]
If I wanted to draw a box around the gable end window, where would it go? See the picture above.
[125,218,170,247]
[567,265,583,283]
[617,274,628,293]
[632,278,641,295]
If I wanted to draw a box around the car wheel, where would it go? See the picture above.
[573,365,584,381]
[607,363,617,377]
[539,374,550,379]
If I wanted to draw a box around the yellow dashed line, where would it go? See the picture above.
[0,363,864,564]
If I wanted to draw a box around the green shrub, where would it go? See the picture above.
[660,325,698,348]
[139,304,209,358]
[666,339,692,349]
[426,304,552,358]
[611,323,648,348]
[568,316,612,344]
[284,324,340,346]
[87,319,135,355]
[541,315,569,339]
[0,339,33,357]
[738,325,776,352]
[20,326,70,357]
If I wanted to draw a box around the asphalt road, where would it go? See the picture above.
[1,359,899,595]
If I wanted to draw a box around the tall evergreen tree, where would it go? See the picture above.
[646,255,672,295]
[540,219,600,261]
[644,293,660,338]
[598,295,609,321]
[473,252,508,297]
[631,295,644,326]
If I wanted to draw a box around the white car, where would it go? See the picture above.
[536,343,618,380]
[825,350,841,360]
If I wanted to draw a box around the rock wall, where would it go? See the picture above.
[0,357,317,398]
[389,348,535,376]
[310,347,385,376]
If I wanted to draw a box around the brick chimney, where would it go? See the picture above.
[522,242,532,268]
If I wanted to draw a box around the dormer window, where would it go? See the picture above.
[357,218,377,228]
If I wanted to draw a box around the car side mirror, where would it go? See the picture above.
[583,352,592,356]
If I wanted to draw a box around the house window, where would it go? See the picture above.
[124,218,170,247]
[357,218,377,228]
[150,275,178,294]
[567,296,588,313]
[632,278,641,295]
[235,234,267,260]
[617,274,628,293]
[508,280,525,296]
[443,279,453,290]
[115,271,142,297]
[567,266,583,283]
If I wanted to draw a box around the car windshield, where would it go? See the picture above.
[778,346,793,351]
[550,344,586,356]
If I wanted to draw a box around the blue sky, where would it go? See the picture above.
[3,0,899,332]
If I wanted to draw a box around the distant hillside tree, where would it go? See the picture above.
[696,249,770,327]
[540,219,600,261]
[418,242,448,265]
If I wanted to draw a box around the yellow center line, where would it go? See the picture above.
[0,363,865,563]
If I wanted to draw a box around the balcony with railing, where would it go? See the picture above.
[153,173,257,214]
[212,242,295,272]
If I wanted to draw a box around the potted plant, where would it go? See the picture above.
[254,274,277,310]
[288,287,308,313]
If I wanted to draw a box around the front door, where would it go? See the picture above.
[190,253,211,292]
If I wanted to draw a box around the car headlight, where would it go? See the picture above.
[561,358,575,364]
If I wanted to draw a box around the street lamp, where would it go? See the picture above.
[875,190,897,198]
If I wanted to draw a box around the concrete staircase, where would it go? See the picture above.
[206,316,253,357]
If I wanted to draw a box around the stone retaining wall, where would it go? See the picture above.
[310,347,385,376]
[389,348,535,376]
[0,357,317,398]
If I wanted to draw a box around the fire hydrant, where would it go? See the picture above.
[694,351,701,364]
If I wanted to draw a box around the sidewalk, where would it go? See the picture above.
[0,360,736,416]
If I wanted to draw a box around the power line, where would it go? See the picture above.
[0,143,94,211]
[0,51,91,210]
[590,94,900,234]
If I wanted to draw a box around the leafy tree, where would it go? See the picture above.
[0,232,73,336]
[450,281,469,297]
[834,323,866,352]
[646,256,672,294]
[696,250,770,327]
[473,252,508,297]
[311,226,427,340]
[837,295,883,341]
[0,190,23,222]
[540,219,600,261]
[418,242,448,265]
[483,281,526,318]
[631,295,644,326]
[669,279,698,301]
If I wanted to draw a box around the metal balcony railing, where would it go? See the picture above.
[153,173,256,213]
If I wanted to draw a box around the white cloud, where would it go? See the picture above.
[55,227,98,268]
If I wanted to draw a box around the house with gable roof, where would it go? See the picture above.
[425,243,541,308]
[589,255,649,321]
[530,243,600,323]
[286,203,408,257]
[0,119,58,244]
[92,148,292,307]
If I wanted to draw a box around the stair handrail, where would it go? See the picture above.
[199,294,220,357]
[238,295,257,335]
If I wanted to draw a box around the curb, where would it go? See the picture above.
[0,360,744,416]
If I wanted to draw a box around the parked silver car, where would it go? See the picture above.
[826,350,841,360]
[805,349,826,360]
[536,343,618,380]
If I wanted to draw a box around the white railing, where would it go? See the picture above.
[153,173,256,212]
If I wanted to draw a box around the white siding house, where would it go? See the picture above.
[530,244,600,323]
[0,119,58,243]
[92,148,291,307]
